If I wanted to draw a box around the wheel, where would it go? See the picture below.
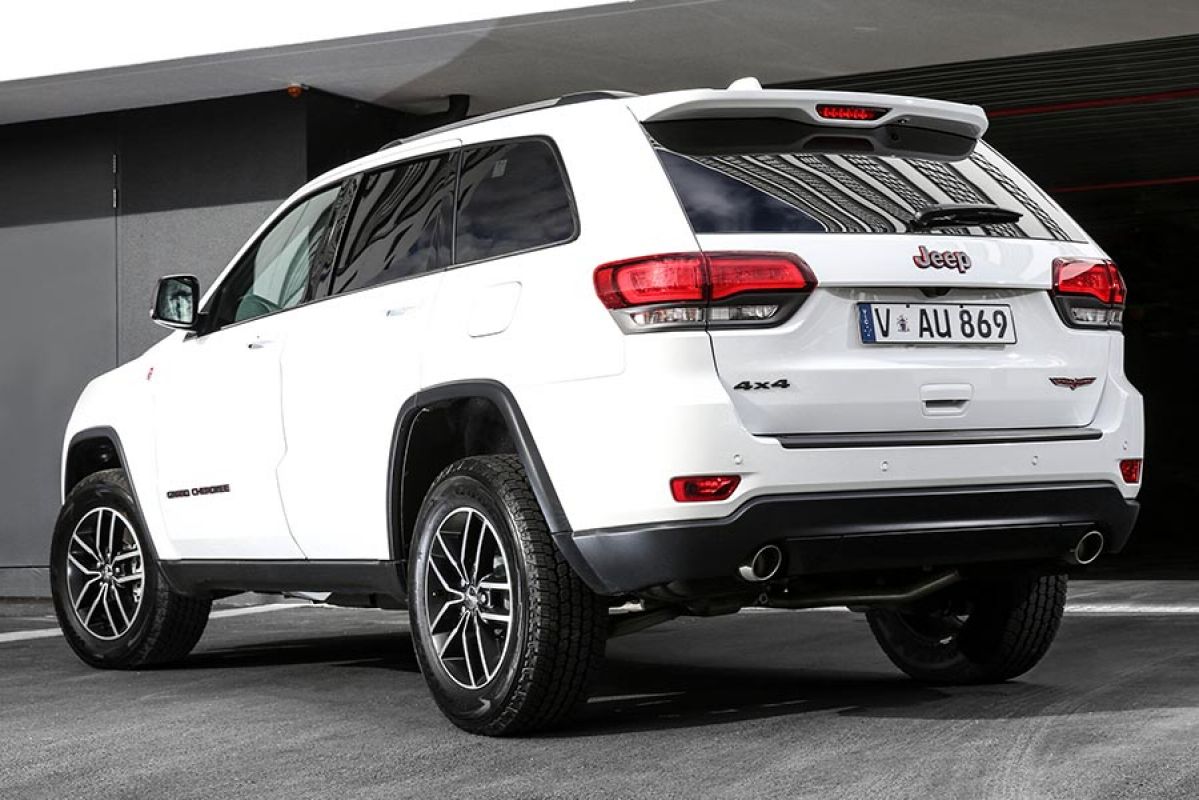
[50,469,211,668]
[408,455,607,736]
[866,573,1067,684]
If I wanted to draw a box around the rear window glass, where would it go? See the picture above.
[655,135,1084,242]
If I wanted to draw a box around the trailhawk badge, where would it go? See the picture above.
[1049,377,1097,390]
[913,245,972,274]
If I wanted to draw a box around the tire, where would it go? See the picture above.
[408,455,607,736]
[866,573,1067,685]
[50,469,211,669]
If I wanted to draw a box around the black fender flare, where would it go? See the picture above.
[66,426,136,504]
[388,380,571,562]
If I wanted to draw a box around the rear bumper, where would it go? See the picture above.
[554,481,1139,596]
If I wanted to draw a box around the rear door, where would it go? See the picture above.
[647,107,1112,437]
[277,143,459,560]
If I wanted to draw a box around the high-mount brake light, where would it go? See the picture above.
[594,252,816,332]
[816,104,889,121]
[1051,258,1127,329]
[671,475,741,503]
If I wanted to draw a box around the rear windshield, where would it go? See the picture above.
[652,127,1085,242]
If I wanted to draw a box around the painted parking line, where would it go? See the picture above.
[1065,604,1199,614]
[0,602,305,644]
[745,603,1199,616]
[0,628,63,644]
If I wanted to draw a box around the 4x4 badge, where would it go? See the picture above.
[913,245,971,273]
[1049,377,1096,390]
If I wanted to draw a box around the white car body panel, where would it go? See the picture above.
[276,269,445,560]
[149,313,304,559]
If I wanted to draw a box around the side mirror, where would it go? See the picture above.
[151,275,200,331]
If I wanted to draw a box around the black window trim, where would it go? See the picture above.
[320,146,463,303]
[304,134,580,301]
[192,134,580,336]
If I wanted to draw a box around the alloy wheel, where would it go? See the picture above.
[423,507,515,689]
[66,507,145,640]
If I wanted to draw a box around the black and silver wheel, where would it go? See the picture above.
[422,506,516,689]
[409,455,606,736]
[51,469,212,668]
[867,573,1067,685]
[63,506,146,640]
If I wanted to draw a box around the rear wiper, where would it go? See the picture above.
[908,203,1023,231]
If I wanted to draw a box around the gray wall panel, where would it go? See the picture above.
[0,217,117,567]
[117,201,282,361]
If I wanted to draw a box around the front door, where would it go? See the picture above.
[149,184,344,559]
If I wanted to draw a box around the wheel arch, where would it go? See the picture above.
[389,380,570,565]
[62,425,177,562]
[65,426,130,500]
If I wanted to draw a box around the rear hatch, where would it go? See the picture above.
[634,88,1118,437]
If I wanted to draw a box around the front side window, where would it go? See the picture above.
[455,139,575,263]
[209,185,341,329]
[331,152,458,295]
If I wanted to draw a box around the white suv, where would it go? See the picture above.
[52,82,1143,735]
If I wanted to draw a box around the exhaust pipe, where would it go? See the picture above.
[1069,530,1105,566]
[738,544,783,583]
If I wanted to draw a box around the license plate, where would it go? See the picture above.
[858,302,1016,345]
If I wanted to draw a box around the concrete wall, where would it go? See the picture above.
[0,89,404,595]
[0,122,117,593]
[0,94,307,596]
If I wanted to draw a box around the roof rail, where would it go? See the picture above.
[377,90,636,151]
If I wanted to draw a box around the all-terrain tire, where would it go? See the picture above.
[51,469,211,668]
[867,573,1067,684]
[408,455,607,736]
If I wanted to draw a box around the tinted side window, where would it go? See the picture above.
[455,140,574,263]
[209,185,341,329]
[332,152,457,295]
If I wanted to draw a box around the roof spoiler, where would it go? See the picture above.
[626,80,988,140]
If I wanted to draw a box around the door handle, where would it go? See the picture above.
[247,340,276,350]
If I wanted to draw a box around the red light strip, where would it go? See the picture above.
[990,87,1199,118]
[1051,174,1199,194]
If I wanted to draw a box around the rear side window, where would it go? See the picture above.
[653,124,1084,242]
[331,151,457,295]
[455,139,575,263]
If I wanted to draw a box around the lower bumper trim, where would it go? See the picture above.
[555,482,1139,596]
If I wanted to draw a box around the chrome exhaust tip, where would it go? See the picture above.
[738,544,783,583]
[1070,530,1105,566]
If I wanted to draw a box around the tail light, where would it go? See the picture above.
[671,475,741,502]
[594,252,816,332]
[1052,258,1126,329]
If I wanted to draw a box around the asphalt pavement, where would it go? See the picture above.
[3,580,1199,799]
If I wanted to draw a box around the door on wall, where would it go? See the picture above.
[0,121,117,578]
